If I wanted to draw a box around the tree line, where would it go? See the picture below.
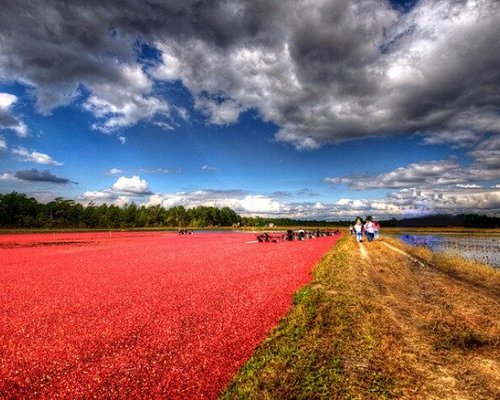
[1,192,498,229]
[381,213,500,228]
[0,192,244,229]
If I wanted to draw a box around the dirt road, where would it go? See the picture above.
[356,237,499,399]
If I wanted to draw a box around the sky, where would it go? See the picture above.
[0,0,499,220]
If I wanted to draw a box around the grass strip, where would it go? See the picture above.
[221,235,500,400]
[221,236,397,399]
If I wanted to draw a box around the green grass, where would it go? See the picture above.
[220,237,397,400]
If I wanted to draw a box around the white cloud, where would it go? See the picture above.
[0,93,28,137]
[140,167,172,174]
[83,65,170,132]
[194,97,241,125]
[175,107,189,122]
[239,195,281,213]
[147,190,243,210]
[456,184,482,189]
[154,121,176,130]
[81,175,155,205]
[201,165,216,171]
[107,168,124,175]
[324,177,353,186]
[111,175,151,194]
[79,181,500,219]
[82,190,114,201]
[323,157,496,190]
[114,196,131,207]
[0,93,17,109]
[12,146,63,165]
[0,172,17,181]
[388,187,500,214]
[0,136,6,151]
[82,189,139,207]
[335,198,350,206]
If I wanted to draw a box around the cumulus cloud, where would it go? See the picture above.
[0,4,169,131]
[469,135,500,172]
[194,97,241,126]
[83,65,170,132]
[0,93,28,137]
[239,195,281,213]
[0,172,16,181]
[324,156,500,190]
[14,169,77,184]
[152,0,500,148]
[80,175,154,205]
[3,0,498,217]
[387,186,500,215]
[12,146,62,165]
[82,190,115,201]
[280,185,500,219]
[77,181,500,219]
[145,189,284,214]
[0,1,497,148]
[111,175,152,194]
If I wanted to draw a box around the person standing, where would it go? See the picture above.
[374,220,380,240]
[353,217,363,243]
[364,216,375,242]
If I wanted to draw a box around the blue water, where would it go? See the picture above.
[399,234,442,250]
[398,234,500,268]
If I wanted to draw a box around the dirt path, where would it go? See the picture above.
[358,237,499,399]
[358,242,369,260]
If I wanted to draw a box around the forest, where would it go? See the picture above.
[0,192,243,229]
[0,192,498,229]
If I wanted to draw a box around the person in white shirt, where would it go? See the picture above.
[364,216,375,242]
[353,217,363,242]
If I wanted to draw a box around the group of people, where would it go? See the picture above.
[349,216,380,243]
[286,228,340,241]
[257,228,340,243]
[177,228,194,235]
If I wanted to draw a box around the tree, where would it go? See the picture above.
[0,192,40,227]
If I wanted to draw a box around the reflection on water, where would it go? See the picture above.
[399,234,500,268]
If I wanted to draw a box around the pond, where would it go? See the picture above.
[398,234,500,268]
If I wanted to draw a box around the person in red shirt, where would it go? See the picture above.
[374,220,381,240]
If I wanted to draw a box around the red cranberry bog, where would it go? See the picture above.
[0,231,340,399]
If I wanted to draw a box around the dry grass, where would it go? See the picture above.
[386,235,500,296]
[221,235,500,399]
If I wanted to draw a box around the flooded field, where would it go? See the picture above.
[399,234,500,267]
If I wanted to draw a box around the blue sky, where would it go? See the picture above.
[0,0,498,220]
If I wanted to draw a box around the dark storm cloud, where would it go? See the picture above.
[15,169,77,184]
[0,0,499,147]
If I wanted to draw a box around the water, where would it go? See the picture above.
[399,234,500,268]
